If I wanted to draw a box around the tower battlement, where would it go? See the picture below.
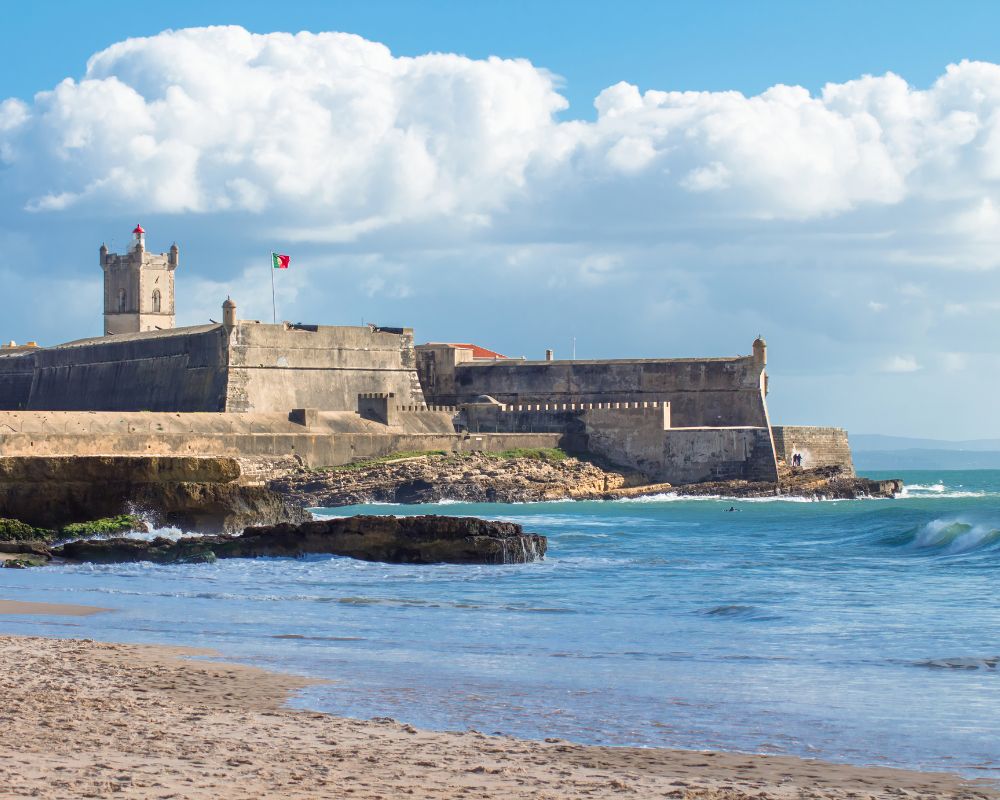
[101,224,178,335]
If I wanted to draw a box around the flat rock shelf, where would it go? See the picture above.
[12,515,547,567]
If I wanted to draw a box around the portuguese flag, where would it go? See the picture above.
[272,252,290,270]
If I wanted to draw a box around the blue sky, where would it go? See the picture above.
[3,2,1000,438]
[9,1,1000,115]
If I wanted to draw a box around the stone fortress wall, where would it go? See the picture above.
[224,322,425,413]
[25,325,229,412]
[0,351,36,410]
[0,227,857,486]
[460,399,778,483]
[0,316,425,415]
[0,408,563,470]
[771,426,854,474]
[417,343,769,428]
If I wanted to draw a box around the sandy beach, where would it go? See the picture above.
[0,610,995,800]
[0,598,111,616]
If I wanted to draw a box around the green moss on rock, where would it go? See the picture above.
[0,518,54,542]
[58,515,148,539]
[2,555,48,568]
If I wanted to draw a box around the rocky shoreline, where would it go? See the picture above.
[0,452,901,570]
[268,451,903,507]
[0,455,307,534]
[2,515,546,567]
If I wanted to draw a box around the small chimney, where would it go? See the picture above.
[545,349,554,361]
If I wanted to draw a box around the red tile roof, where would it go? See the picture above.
[446,342,507,359]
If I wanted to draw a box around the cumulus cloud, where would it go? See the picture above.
[6,26,1000,436]
[0,27,566,226]
[881,355,922,373]
[5,26,1000,253]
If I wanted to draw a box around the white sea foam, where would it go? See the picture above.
[897,488,988,500]
[909,518,1000,554]
[614,492,846,504]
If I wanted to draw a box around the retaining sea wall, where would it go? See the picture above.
[0,410,562,469]
[460,401,778,484]
[771,426,854,475]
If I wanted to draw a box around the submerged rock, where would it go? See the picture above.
[0,540,52,567]
[52,515,546,566]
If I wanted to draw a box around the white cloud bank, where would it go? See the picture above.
[5,26,1000,437]
[4,25,1000,253]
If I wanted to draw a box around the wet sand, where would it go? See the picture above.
[0,635,995,799]
[0,598,111,616]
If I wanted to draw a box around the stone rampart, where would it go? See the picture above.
[658,428,778,484]
[426,355,768,428]
[0,353,34,410]
[457,400,777,484]
[0,410,561,469]
[224,322,425,412]
[771,426,854,476]
[21,325,229,412]
[0,321,428,414]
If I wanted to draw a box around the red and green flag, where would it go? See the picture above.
[272,252,290,270]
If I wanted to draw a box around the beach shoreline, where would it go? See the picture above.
[0,598,111,616]
[0,623,994,799]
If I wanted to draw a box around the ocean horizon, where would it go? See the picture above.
[2,469,998,778]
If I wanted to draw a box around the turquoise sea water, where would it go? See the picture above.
[1,469,999,776]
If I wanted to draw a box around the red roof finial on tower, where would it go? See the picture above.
[133,224,145,235]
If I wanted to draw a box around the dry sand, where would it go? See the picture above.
[0,634,995,800]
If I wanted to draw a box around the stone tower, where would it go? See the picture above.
[100,225,178,335]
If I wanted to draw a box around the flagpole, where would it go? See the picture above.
[270,254,276,325]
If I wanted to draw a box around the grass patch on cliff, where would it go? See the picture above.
[314,451,449,472]
[481,447,570,463]
[312,447,570,473]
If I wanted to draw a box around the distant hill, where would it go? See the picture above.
[850,434,1000,470]
[850,434,1000,452]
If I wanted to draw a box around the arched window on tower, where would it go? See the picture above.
[118,288,127,313]
[152,289,161,313]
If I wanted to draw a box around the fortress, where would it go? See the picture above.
[0,227,854,484]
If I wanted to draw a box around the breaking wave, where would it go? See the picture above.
[893,518,1000,555]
